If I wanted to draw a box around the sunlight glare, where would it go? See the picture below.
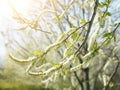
[0,0,12,18]
[0,0,31,18]
[9,0,30,13]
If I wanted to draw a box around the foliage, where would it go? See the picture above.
[0,81,52,90]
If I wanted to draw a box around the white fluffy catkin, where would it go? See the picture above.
[87,27,100,51]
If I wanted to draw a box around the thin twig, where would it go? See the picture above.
[113,23,120,33]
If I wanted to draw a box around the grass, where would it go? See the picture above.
[0,81,52,90]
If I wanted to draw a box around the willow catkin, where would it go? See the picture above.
[9,53,36,63]
[62,55,74,66]
[82,51,93,60]
[70,63,82,71]
[88,27,100,51]
[45,42,61,53]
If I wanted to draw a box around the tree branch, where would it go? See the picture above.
[70,65,84,90]
[75,0,99,55]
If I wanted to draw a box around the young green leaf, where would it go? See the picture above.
[34,50,43,56]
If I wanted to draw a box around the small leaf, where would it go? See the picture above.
[65,49,74,57]
[71,31,79,40]
[53,64,61,67]
[34,50,43,56]
[67,51,74,57]
[105,39,111,45]
[109,82,114,88]
[105,12,111,16]
[66,40,71,48]
[100,19,105,28]
[80,18,86,24]
[103,32,112,38]
[33,20,39,29]
[92,41,98,50]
